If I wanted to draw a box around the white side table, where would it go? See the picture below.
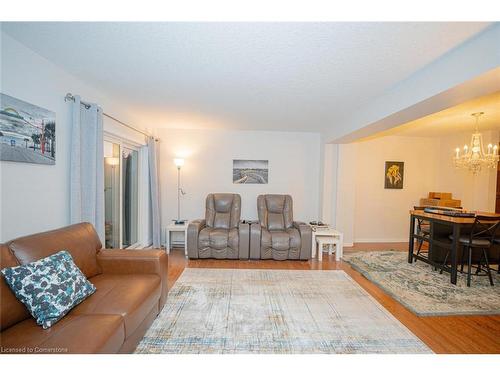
[311,226,343,261]
[165,222,189,256]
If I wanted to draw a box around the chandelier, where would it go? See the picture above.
[453,112,499,174]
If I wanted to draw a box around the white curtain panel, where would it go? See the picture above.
[139,145,152,247]
[70,96,105,243]
[148,136,161,248]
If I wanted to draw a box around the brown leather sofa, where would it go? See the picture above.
[187,193,250,259]
[250,194,312,260]
[0,223,167,354]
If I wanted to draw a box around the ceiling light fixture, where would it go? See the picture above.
[453,112,498,174]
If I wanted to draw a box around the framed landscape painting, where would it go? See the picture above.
[233,159,268,184]
[0,93,56,165]
[384,161,404,189]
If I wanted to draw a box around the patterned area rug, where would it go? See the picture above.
[343,251,500,316]
[135,268,431,354]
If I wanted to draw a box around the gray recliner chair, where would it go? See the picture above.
[250,194,312,260]
[187,193,250,259]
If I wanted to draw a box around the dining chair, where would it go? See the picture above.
[444,215,500,287]
[413,206,431,262]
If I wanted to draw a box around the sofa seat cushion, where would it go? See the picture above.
[0,314,124,354]
[70,274,160,338]
[198,227,239,259]
[261,228,301,260]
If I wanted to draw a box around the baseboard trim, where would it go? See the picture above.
[354,238,407,243]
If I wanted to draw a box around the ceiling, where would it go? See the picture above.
[362,91,500,139]
[2,22,492,132]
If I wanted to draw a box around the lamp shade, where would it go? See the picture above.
[104,141,114,158]
[174,158,185,167]
[105,157,120,166]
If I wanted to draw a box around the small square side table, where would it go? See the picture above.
[311,226,343,261]
[165,222,189,256]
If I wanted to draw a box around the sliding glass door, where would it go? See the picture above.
[104,141,120,248]
[122,147,138,247]
[104,139,140,249]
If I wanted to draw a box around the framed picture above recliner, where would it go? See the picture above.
[233,159,268,184]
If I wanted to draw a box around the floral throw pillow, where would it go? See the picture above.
[1,250,96,329]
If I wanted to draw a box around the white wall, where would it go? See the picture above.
[0,31,139,241]
[330,133,499,245]
[159,128,321,230]
[353,136,440,243]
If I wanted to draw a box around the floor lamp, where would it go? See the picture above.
[174,158,187,224]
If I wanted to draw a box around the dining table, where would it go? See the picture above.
[408,209,499,285]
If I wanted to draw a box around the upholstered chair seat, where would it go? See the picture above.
[250,194,312,260]
[187,193,249,259]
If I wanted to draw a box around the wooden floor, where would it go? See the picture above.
[166,243,500,354]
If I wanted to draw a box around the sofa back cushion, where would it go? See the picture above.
[205,193,241,229]
[1,244,30,331]
[257,194,294,231]
[7,223,102,279]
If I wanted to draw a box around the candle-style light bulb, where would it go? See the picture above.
[464,145,468,153]
[455,148,460,158]
[494,145,498,155]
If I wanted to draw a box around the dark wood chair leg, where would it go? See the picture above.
[467,246,472,287]
[483,249,494,286]
[460,245,466,273]
[440,251,449,275]
[415,239,423,262]
[476,251,483,275]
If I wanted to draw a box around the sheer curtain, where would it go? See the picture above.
[70,95,105,243]
[147,136,161,248]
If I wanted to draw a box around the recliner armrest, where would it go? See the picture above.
[187,219,206,259]
[250,222,262,260]
[293,221,312,260]
[97,249,168,308]
[238,221,250,260]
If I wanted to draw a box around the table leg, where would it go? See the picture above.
[318,241,323,262]
[408,214,415,263]
[166,230,170,255]
[184,229,188,257]
[338,233,343,261]
[450,224,460,285]
[311,232,316,258]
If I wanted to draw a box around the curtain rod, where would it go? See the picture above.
[64,93,157,140]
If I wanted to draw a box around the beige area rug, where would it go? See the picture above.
[343,251,500,316]
[135,268,431,354]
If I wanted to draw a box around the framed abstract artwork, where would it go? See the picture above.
[384,161,404,189]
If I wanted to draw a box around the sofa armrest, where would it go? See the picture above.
[238,221,250,260]
[187,219,206,259]
[293,221,312,260]
[97,249,168,308]
[250,222,262,260]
